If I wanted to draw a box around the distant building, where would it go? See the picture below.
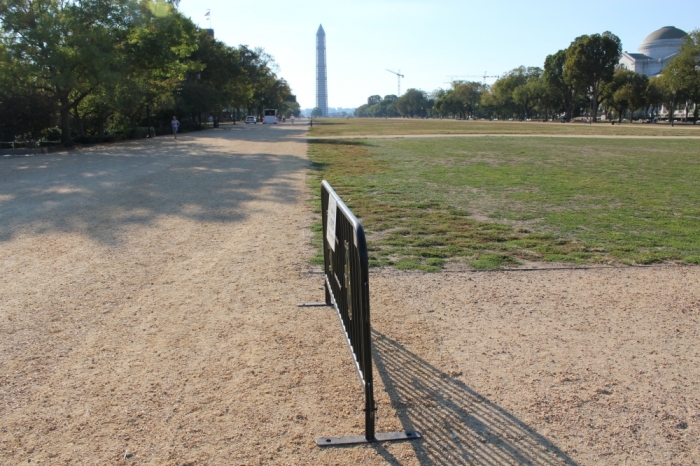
[619,26,687,77]
[205,28,214,38]
[316,25,328,117]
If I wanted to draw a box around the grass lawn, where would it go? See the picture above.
[309,118,700,138]
[307,136,700,270]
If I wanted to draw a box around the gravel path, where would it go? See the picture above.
[1,126,698,465]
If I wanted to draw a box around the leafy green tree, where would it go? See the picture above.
[478,86,498,118]
[395,88,429,117]
[367,95,381,105]
[434,87,460,118]
[657,67,688,126]
[280,94,300,117]
[0,0,135,144]
[489,70,524,118]
[600,70,648,122]
[488,67,540,119]
[457,81,484,118]
[111,1,197,134]
[512,75,545,119]
[436,81,484,119]
[0,0,297,142]
[564,31,622,121]
[0,0,199,144]
[543,49,580,121]
[311,107,323,118]
[372,98,398,117]
[662,30,700,123]
[646,78,665,120]
[354,104,369,117]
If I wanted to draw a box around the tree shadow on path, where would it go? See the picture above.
[372,330,577,465]
[0,129,308,245]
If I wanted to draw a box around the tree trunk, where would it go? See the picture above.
[670,100,675,127]
[59,94,73,146]
[591,85,599,123]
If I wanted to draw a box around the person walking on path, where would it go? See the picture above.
[291,115,295,125]
[171,116,180,139]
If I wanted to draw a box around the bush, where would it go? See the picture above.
[118,127,148,140]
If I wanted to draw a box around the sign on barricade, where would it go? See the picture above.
[307,180,422,446]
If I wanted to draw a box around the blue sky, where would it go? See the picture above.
[178,1,700,109]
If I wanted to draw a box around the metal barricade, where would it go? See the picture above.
[312,180,422,446]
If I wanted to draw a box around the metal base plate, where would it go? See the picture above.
[316,430,422,446]
[296,302,331,307]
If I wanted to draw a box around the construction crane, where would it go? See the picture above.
[386,69,404,96]
[446,73,499,84]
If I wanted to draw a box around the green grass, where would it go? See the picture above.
[307,136,700,270]
[310,118,700,138]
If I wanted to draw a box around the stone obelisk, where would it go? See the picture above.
[316,24,328,117]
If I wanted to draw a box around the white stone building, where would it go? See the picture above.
[619,26,688,77]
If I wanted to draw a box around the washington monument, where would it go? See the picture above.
[316,24,328,117]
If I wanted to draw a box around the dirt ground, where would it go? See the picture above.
[1,125,698,465]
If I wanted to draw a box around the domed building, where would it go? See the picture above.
[619,26,688,77]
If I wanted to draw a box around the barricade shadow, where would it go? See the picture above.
[372,330,577,465]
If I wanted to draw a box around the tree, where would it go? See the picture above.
[512,75,545,119]
[0,0,198,145]
[490,70,525,118]
[488,67,540,119]
[657,68,687,126]
[600,70,648,122]
[395,88,429,117]
[354,104,370,117]
[0,0,133,144]
[646,78,665,121]
[564,31,622,121]
[280,94,300,118]
[0,0,298,142]
[111,1,197,134]
[662,30,700,123]
[438,81,484,119]
[367,95,381,105]
[543,49,579,121]
[311,107,323,118]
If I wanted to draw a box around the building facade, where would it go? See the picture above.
[619,26,687,77]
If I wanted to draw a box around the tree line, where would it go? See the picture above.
[356,30,700,124]
[0,0,300,146]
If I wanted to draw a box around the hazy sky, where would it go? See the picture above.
[178,1,700,109]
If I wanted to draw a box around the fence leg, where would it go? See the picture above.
[296,273,333,308]
[365,381,376,442]
[325,280,332,306]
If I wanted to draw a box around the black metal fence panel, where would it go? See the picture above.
[321,180,375,439]
[317,180,421,446]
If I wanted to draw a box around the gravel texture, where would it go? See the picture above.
[1,125,698,465]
